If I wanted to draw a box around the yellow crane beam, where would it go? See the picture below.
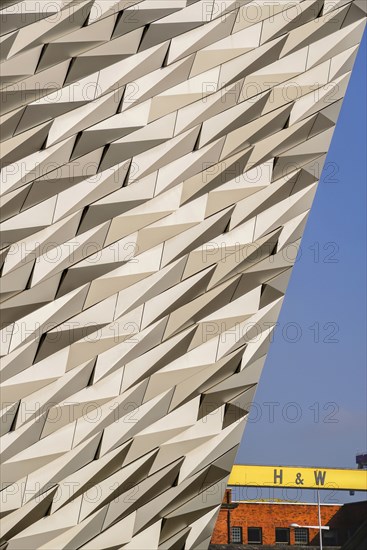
[228,465,367,491]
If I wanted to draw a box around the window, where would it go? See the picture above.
[231,526,243,543]
[295,528,309,545]
[248,527,262,544]
[323,529,338,546]
[276,528,290,544]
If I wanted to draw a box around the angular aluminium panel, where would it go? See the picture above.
[0,1,365,549]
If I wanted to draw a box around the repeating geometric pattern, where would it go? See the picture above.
[0,1,365,549]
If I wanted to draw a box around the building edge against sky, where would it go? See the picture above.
[0,2,366,549]
[236,25,367,492]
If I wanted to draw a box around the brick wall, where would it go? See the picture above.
[211,492,367,546]
[213,510,231,544]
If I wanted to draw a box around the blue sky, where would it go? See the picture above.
[237,30,367,503]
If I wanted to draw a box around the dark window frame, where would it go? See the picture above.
[248,526,263,544]
[295,527,309,545]
[231,526,243,544]
[323,528,339,546]
[275,527,290,544]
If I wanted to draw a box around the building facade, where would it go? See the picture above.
[0,1,366,549]
[211,491,367,547]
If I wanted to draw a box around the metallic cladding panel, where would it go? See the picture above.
[0,1,365,548]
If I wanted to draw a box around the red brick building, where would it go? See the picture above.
[210,490,367,547]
